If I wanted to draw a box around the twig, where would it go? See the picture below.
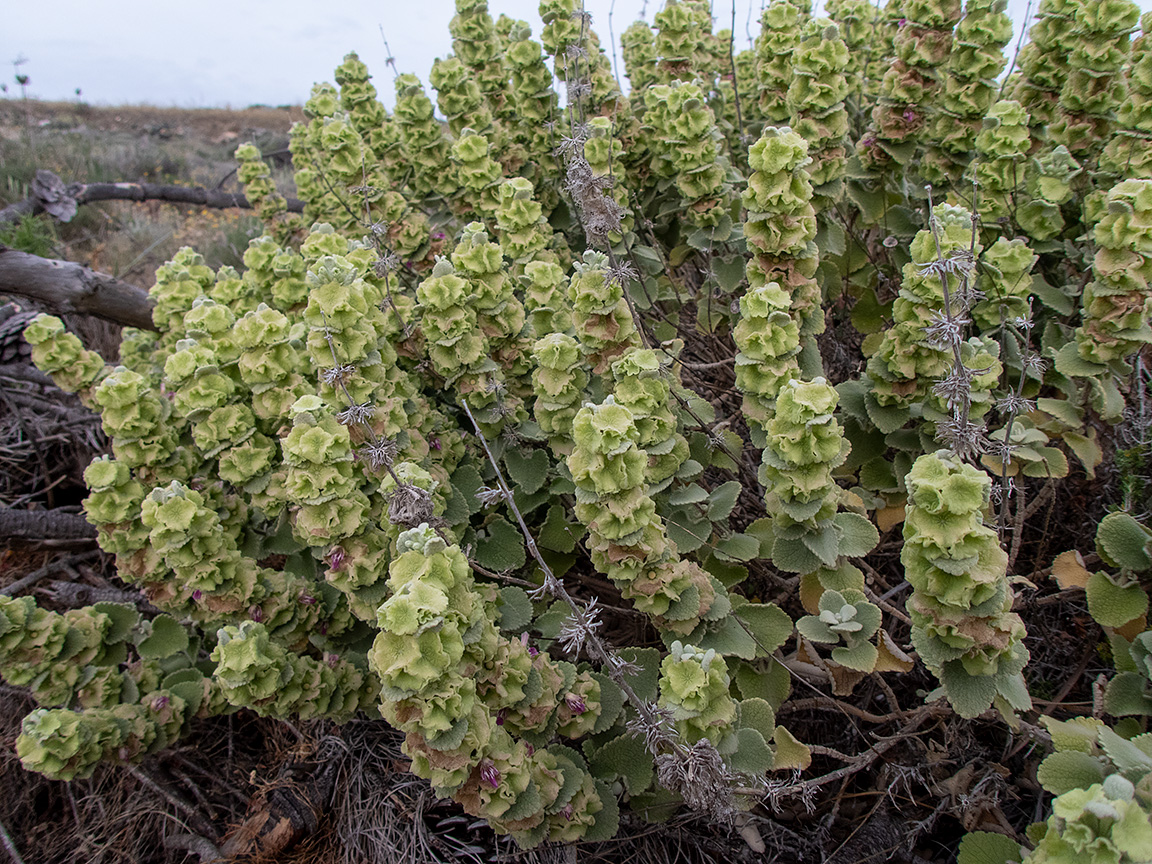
[0,818,25,864]
[0,549,103,596]
[126,765,220,841]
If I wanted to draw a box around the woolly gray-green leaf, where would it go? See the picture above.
[474,516,526,572]
[505,448,550,494]
[136,614,189,659]
[497,586,533,632]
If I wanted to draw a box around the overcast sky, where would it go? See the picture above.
[3,0,1150,109]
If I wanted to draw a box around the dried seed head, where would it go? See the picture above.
[388,483,435,528]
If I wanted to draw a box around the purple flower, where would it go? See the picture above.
[299,593,317,605]
[328,546,346,571]
[479,760,500,789]
[430,436,441,451]
[561,803,574,821]
[250,605,264,623]
[192,589,202,601]
[327,653,340,668]
[903,109,916,123]
[150,695,170,711]
[566,694,587,715]
[496,709,507,726]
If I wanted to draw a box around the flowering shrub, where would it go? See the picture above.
[11,0,1152,854]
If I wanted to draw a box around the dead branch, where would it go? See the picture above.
[0,245,156,330]
[0,549,103,596]
[0,169,304,226]
[0,508,96,541]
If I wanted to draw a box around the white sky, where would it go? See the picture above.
[3,0,1150,109]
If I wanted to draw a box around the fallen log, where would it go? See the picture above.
[0,169,304,225]
[0,509,96,541]
[0,245,157,330]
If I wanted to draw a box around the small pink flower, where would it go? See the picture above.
[496,709,507,726]
[319,622,328,636]
[898,17,907,27]
[480,760,500,789]
[566,694,587,715]
[299,593,317,605]
[151,695,170,711]
[250,605,264,623]
[862,136,876,148]
[561,803,574,821]
[328,547,346,571]
[430,436,441,451]
[327,654,340,668]
[526,744,534,756]
[192,589,202,601]
[903,109,916,123]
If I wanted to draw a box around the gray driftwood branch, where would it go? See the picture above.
[0,244,157,330]
[0,508,96,541]
[0,170,304,225]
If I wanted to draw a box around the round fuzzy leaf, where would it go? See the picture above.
[136,614,189,659]
[1087,571,1149,628]
[669,484,708,506]
[727,727,773,775]
[940,660,997,718]
[1105,672,1152,717]
[734,659,791,709]
[686,615,756,659]
[714,532,760,563]
[497,586,533,632]
[474,517,526,572]
[591,672,625,734]
[737,697,776,739]
[93,602,140,644]
[831,639,878,673]
[957,831,1025,864]
[707,481,742,522]
[772,726,811,770]
[504,448,551,495]
[539,504,580,553]
[1051,550,1092,590]
[588,732,654,794]
[583,779,620,842]
[735,603,793,656]
[615,647,662,702]
[450,463,485,516]
[833,511,880,558]
[771,535,823,573]
[1036,750,1107,795]
[1096,512,1152,573]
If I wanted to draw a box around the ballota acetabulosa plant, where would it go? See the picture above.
[10,0,1152,856]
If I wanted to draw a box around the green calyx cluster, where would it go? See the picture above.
[643,81,732,231]
[370,524,618,846]
[1062,179,1152,372]
[755,1,805,126]
[17,693,191,781]
[786,19,850,210]
[866,203,999,425]
[824,0,878,106]
[971,100,1032,224]
[1101,14,1152,181]
[1049,0,1140,158]
[1012,0,1079,130]
[902,451,1029,719]
[531,333,587,454]
[735,127,821,430]
[212,620,373,720]
[859,0,962,168]
[922,0,1013,187]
